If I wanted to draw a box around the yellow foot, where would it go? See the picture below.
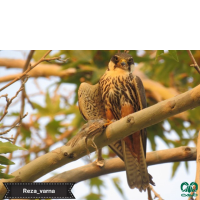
[103,119,114,127]
[95,158,105,168]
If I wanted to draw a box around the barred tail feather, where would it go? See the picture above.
[122,137,149,191]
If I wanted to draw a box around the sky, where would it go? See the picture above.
[0,50,197,200]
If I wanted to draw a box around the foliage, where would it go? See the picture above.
[0,141,26,178]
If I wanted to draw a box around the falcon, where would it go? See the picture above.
[78,52,154,191]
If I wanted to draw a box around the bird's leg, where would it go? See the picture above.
[89,135,105,167]
[95,148,105,168]
[93,119,114,167]
[90,135,98,150]
[84,137,91,158]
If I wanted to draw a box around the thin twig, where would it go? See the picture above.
[0,136,14,142]
[34,79,45,94]
[0,50,68,92]
[6,92,41,107]
[0,112,28,136]
[25,92,35,109]
[21,50,35,114]
[24,50,35,71]
[187,50,200,74]
[149,185,164,200]
[0,77,28,122]
[147,185,153,200]
[12,128,75,158]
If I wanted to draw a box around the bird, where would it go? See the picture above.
[78,51,154,191]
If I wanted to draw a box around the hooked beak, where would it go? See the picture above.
[120,59,127,67]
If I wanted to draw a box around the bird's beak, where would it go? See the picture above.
[120,59,128,67]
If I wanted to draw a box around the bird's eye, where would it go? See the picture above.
[128,58,133,63]
[114,56,119,62]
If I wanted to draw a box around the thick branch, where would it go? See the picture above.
[0,51,67,92]
[0,58,76,83]
[44,146,196,183]
[0,84,200,198]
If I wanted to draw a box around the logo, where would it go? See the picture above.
[180,182,198,197]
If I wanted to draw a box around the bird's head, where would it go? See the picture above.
[108,52,134,72]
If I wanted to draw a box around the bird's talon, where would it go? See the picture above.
[103,119,113,127]
[95,158,105,167]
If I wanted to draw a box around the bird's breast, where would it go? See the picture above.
[99,71,133,101]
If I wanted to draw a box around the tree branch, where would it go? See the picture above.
[0,50,67,92]
[0,84,200,198]
[187,50,200,74]
[149,185,164,200]
[44,146,196,183]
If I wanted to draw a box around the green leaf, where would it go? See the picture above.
[0,156,15,165]
[21,125,31,140]
[112,177,126,199]
[171,162,180,178]
[89,177,105,193]
[46,119,63,136]
[7,112,20,117]
[0,165,6,169]
[0,172,15,179]
[185,161,189,172]
[33,91,65,118]
[83,192,102,200]
[155,50,164,60]
[33,50,48,61]
[168,50,179,62]
[45,91,52,109]
[0,141,26,154]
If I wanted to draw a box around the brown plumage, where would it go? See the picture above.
[66,119,107,150]
[78,52,154,191]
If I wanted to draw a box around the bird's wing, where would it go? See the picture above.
[133,75,147,157]
[78,82,106,121]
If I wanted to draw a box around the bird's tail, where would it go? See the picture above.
[122,137,149,191]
